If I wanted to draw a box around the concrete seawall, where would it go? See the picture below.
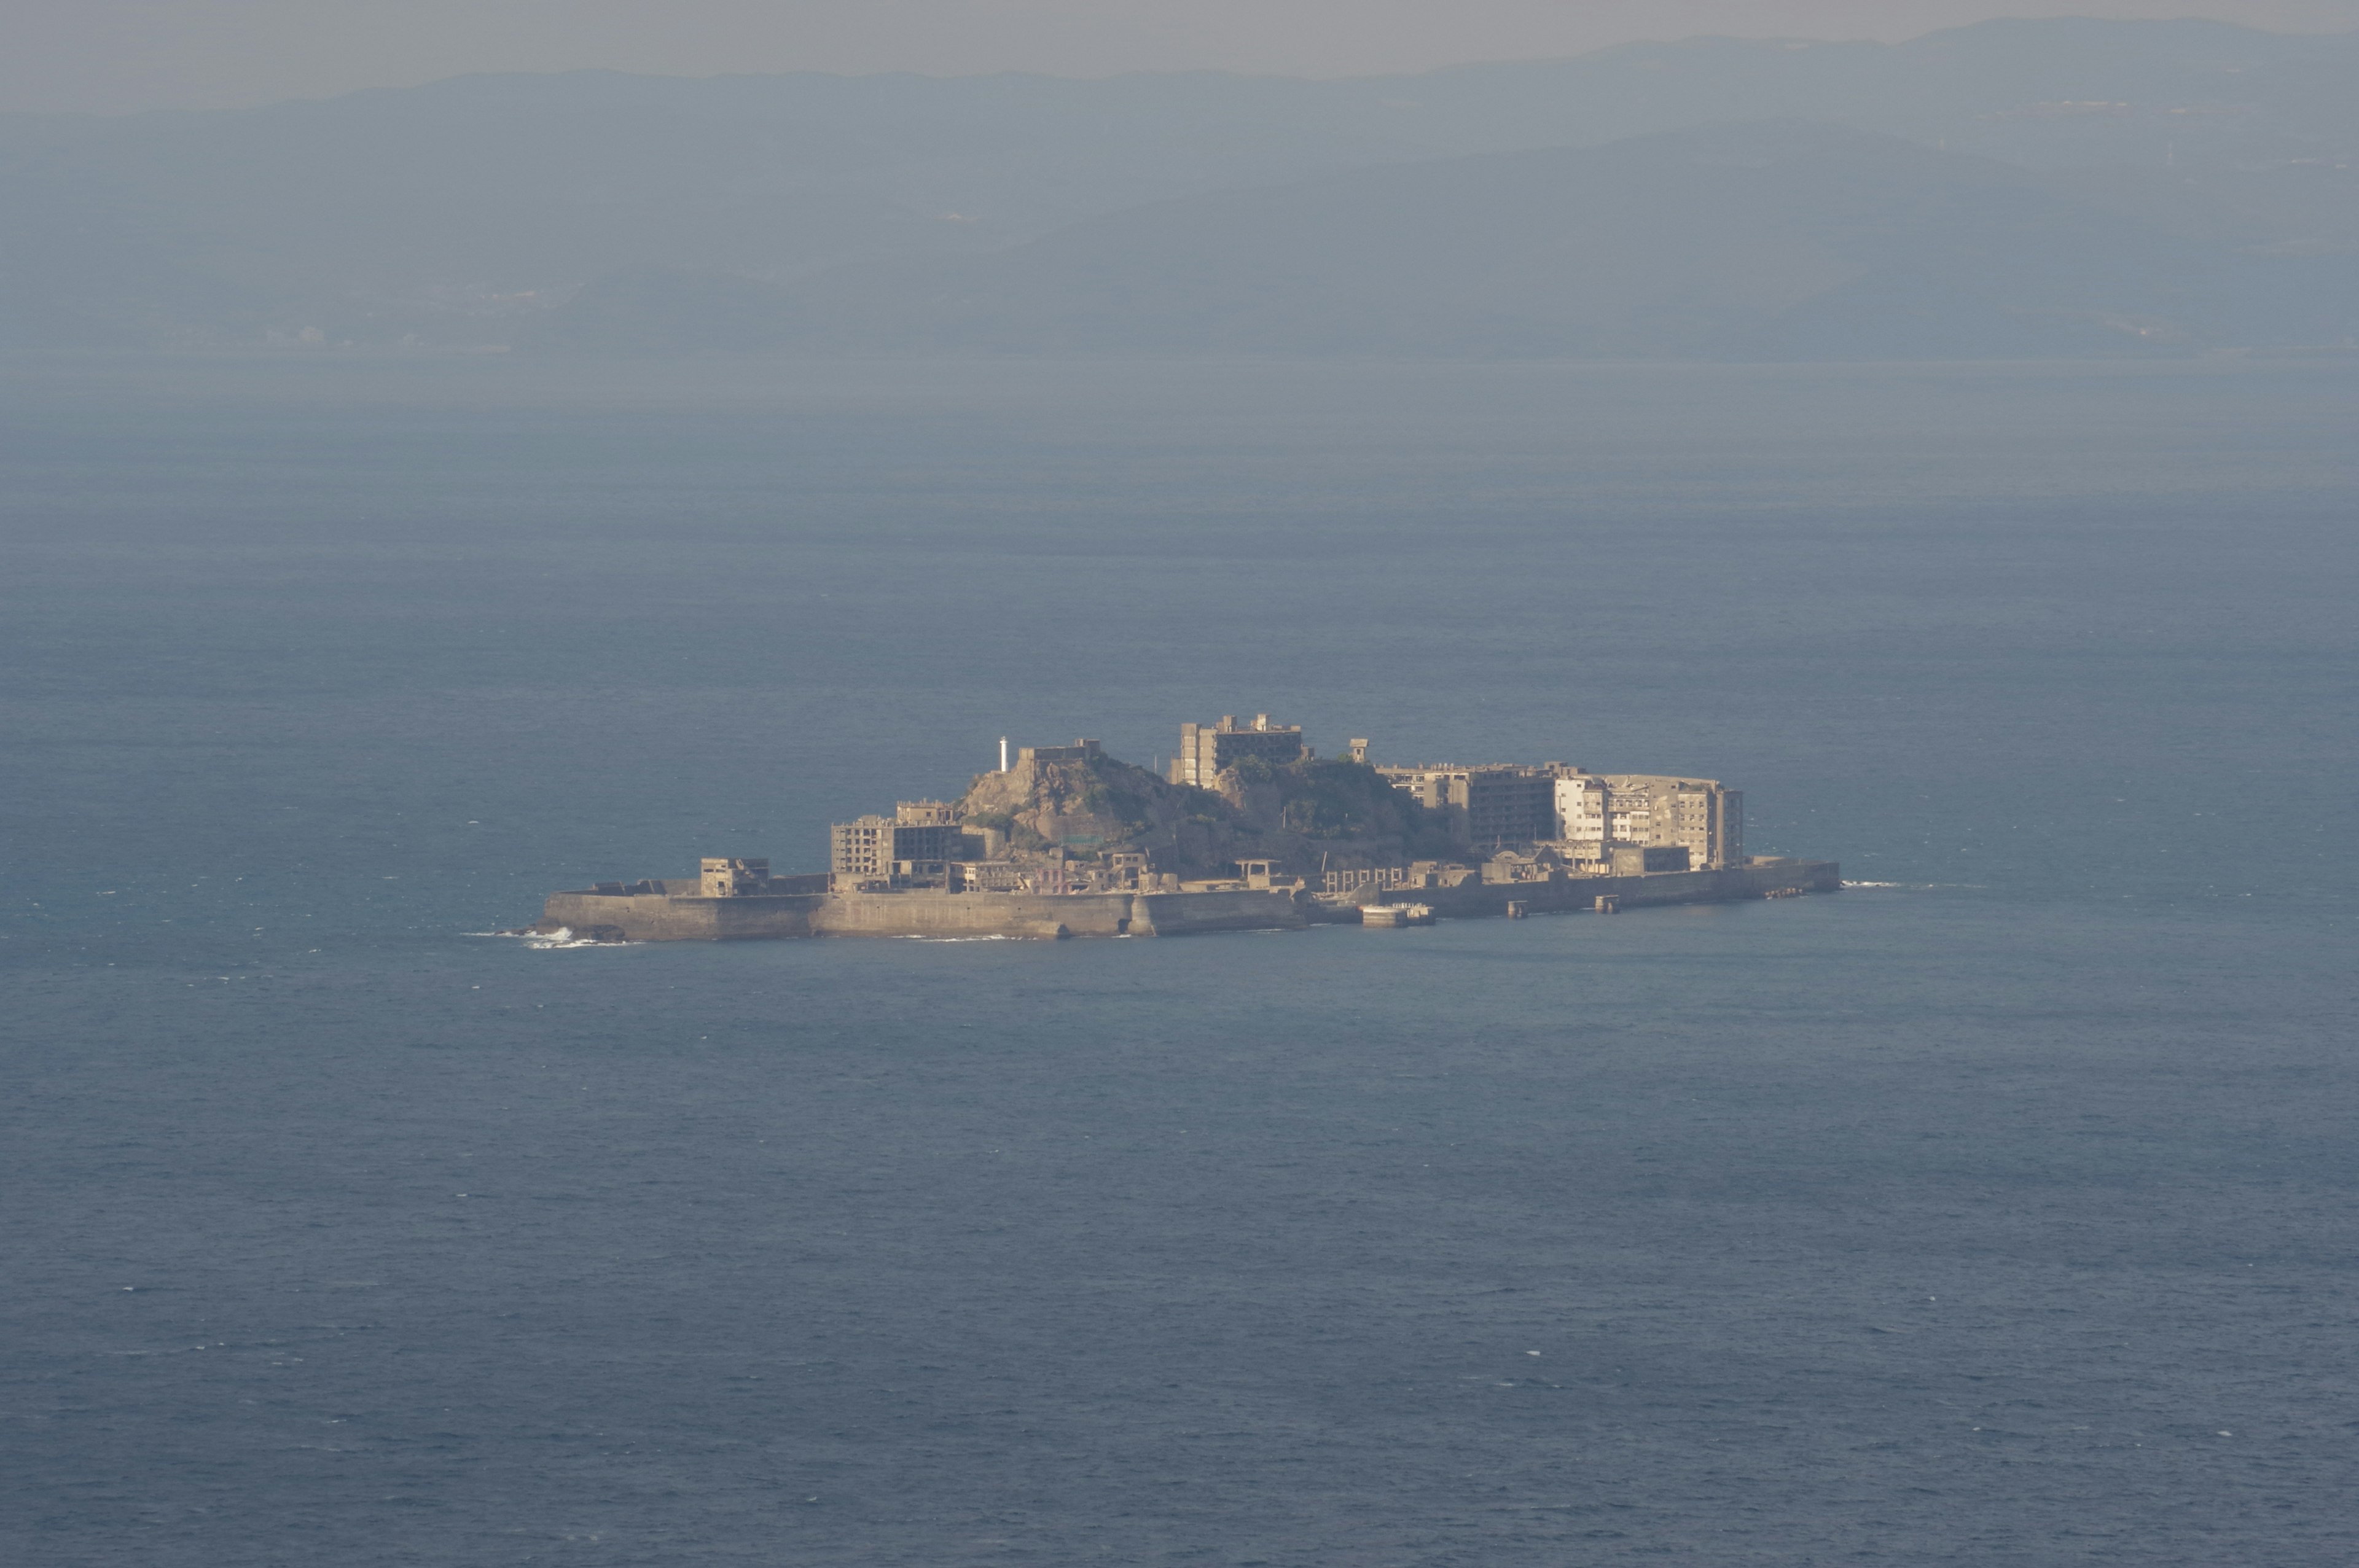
[534,859,1836,943]
[537,887,1309,942]
[1353,857,1841,921]
[1132,890,1314,937]
[539,889,827,941]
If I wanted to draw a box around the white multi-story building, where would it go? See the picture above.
[1554,773,1610,852]
[1547,771,1743,870]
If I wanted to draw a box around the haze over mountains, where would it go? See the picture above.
[4,18,2354,358]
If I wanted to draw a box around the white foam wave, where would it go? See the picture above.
[464,927,637,950]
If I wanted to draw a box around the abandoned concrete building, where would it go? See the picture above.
[1584,775,1744,872]
[1171,714,1305,786]
[1019,739,1101,766]
[1376,763,1561,848]
[821,716,1741,900]
[830,801,965,884]
[1371,757,1744,871]
[700,857,771,897]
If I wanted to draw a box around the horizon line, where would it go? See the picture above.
[8,14,2347,123]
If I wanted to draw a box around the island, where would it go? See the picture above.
[528,712,1839,942]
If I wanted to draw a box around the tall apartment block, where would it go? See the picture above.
[1555,773,1743,870]
[1375,761,1745,868]
[1377,764,1559,847]
[1171,713,1305,786]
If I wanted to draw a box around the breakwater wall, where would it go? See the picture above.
[1351,857,1840,921]
[539,889,827,941]
[534,859,1836,943]
[537,887,1308,942]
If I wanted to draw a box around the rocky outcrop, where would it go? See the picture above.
[953,749,1452,879]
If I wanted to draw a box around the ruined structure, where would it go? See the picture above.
[1377,763,1560,848]
[1597,775,1743,872]
[699,857,770,897]
[830,801,966,887]
[1376,761,1743,872]
[1170,714,1305,786]
[530,712,1833,942]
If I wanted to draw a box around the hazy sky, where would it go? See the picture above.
[12,1,2359,114]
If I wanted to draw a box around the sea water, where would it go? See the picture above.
[2,355,2355,1564]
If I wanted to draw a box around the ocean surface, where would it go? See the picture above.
[3,354,2355,1566]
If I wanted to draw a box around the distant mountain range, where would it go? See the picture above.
[3,18,2355,359]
